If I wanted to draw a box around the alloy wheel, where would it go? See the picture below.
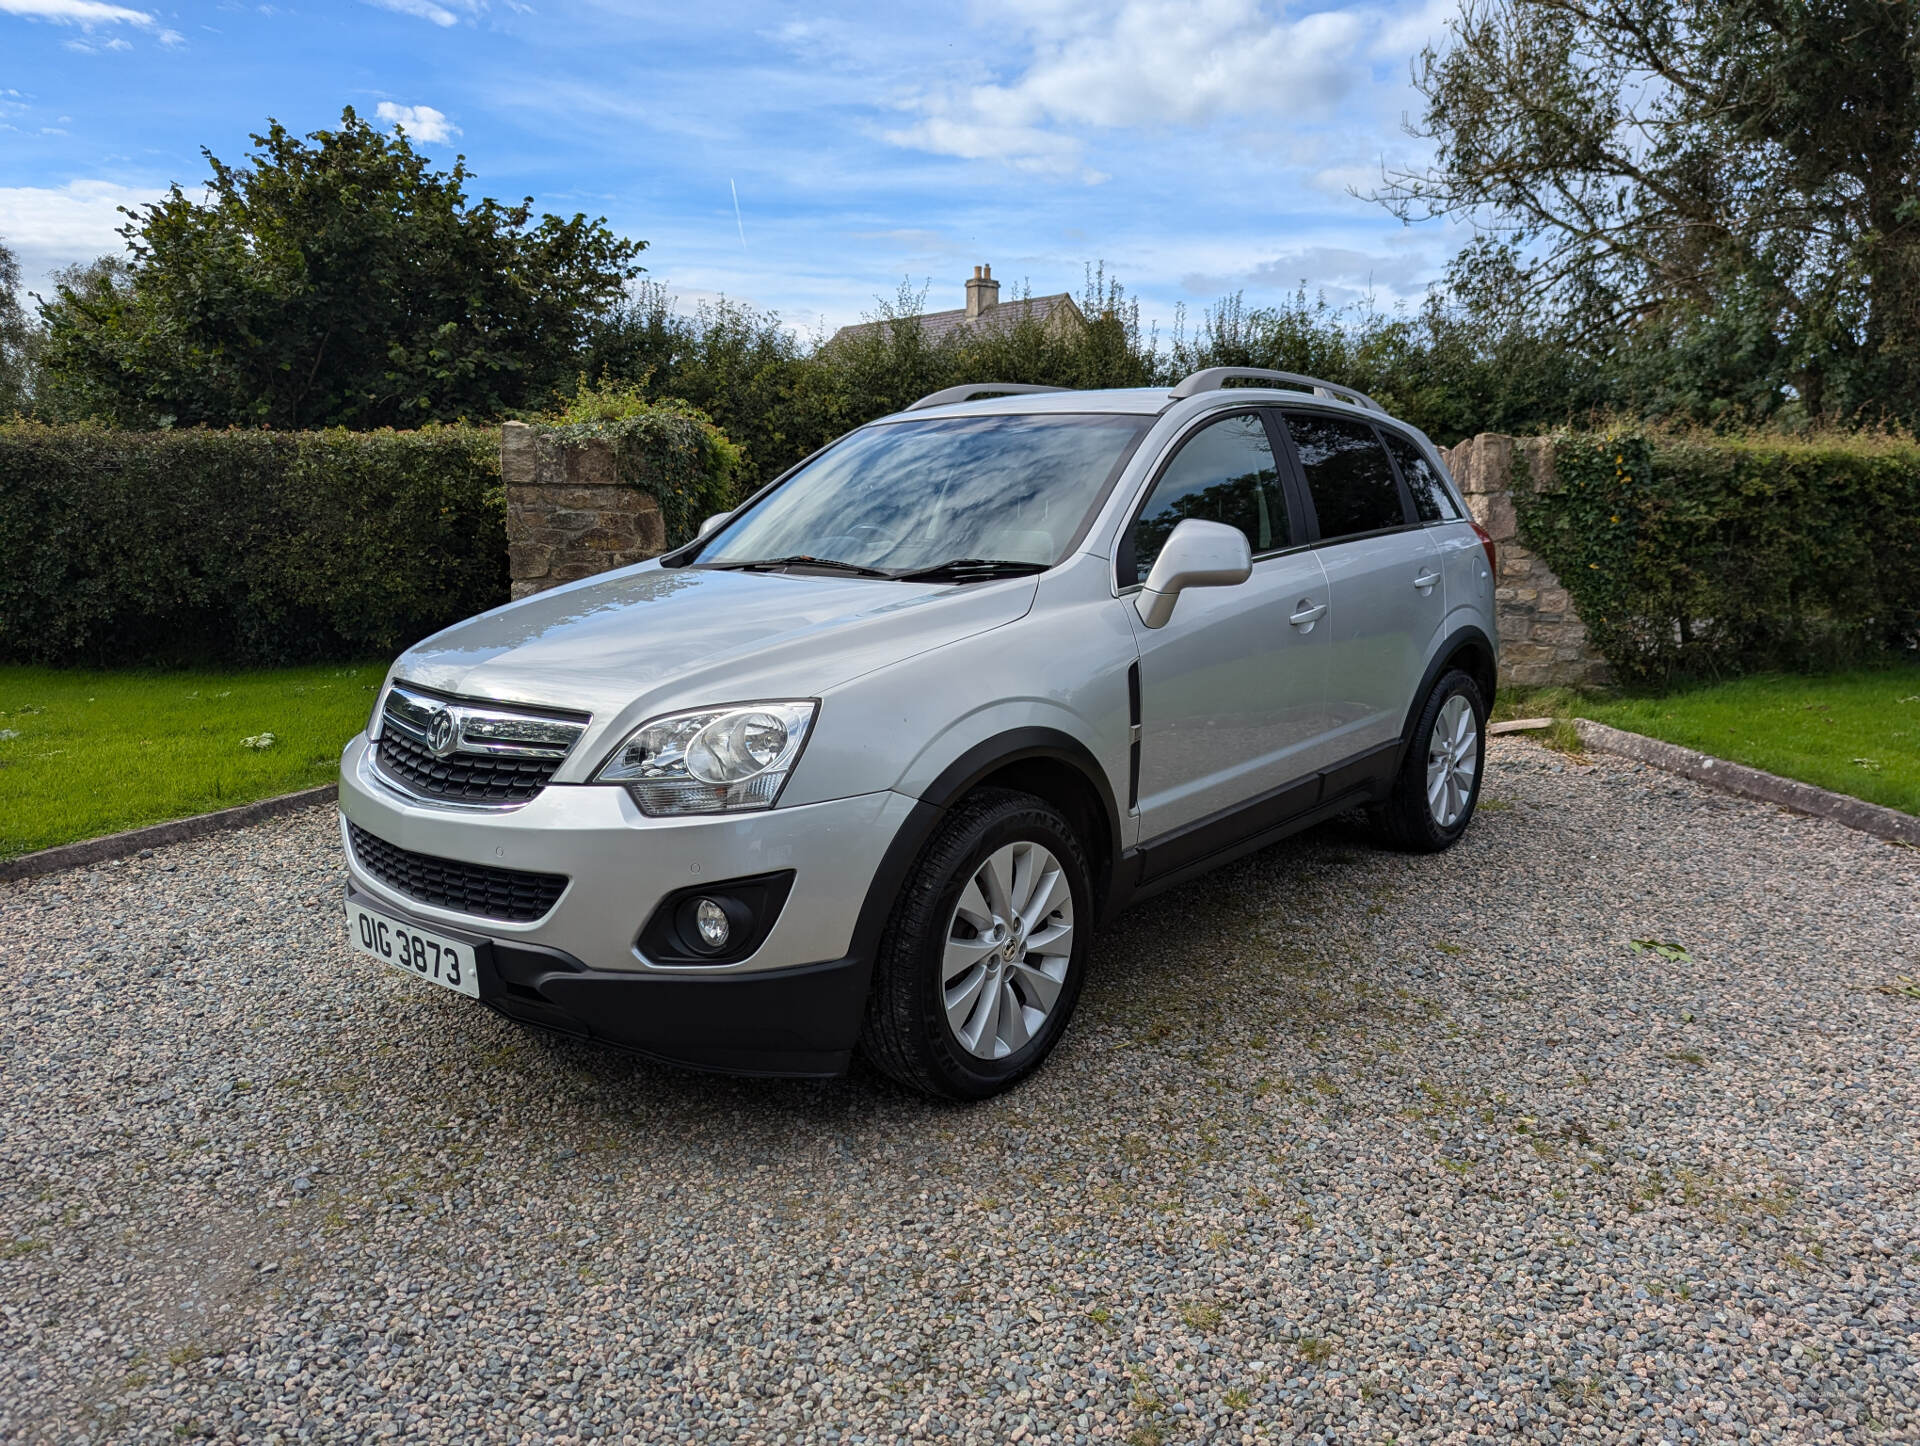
[942,840,1074,1060]
[1426,693,1479,829]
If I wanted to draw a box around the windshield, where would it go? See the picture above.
[690,413,1151,573]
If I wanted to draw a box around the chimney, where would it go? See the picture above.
[965,263,1000,319]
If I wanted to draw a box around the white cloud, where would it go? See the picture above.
[1243,244,1435,291]
[0,179,164,301]
[375,101,460,143]
[0,0,181,42]
[360,0,483,26]
[884,0,1372,177]
[62,31,132,50]
[1,0,148,22]
[1369,0,1458,60]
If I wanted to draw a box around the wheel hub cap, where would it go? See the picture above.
[1426,694,1479,829]
[942,841,1074,1061]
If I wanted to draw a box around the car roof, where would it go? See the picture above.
[891,387,1172,420]
[894,384,1404,425]
[884,384,1445,459]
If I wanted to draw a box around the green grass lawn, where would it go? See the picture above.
[0,662,387,859]
[1499,666,1920,816]
[5,657,1914,860]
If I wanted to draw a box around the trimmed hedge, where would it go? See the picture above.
[0,424,506,666]
[1517,431,1920,685]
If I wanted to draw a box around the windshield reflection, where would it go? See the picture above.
[691,414,1151,573]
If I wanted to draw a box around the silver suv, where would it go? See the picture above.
[338,368,1498,1098]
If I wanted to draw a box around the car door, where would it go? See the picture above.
[1277,409,1445,768]
[1119,410,1331,849]
[1380,427,1486,633]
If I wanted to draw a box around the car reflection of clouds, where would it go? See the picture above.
[430,566,712,656]
[704,414,1148,571]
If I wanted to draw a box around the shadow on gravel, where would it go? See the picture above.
[452,810,1426,1135]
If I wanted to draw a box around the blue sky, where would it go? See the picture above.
[0,0,1463,337]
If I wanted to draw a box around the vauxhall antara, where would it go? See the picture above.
[338,368,1498,1098]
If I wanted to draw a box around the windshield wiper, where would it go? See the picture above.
[890,557,1051,583]
[705,554,893,578]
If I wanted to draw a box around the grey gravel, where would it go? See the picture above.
[2,737,1916,1444]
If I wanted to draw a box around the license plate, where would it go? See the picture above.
[345,900,480,999]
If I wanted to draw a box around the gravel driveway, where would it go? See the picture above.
[2,738,1916,1444]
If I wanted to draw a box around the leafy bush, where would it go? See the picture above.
[1517,431,1920,685]
[0,423,506,666]
[543,380,744,547]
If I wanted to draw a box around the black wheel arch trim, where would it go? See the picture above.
[848,728,1125,951]
[917,728,1122,836]
[1398,625,1497,761]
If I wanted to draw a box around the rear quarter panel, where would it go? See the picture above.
[1433,520,1496,669]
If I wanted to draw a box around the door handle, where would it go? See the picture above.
[1289,599,1327,627]
[1413,570,1441,590]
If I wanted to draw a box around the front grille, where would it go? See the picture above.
[348,821,568,922]
[376,729,562,804]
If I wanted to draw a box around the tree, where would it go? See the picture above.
[1376,0,1920,424]
[38,108,645,429]
[0,239,31,416]
[27,255,129,422]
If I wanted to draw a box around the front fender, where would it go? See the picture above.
[780,561,1137,820]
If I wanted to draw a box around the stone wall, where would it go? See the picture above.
[1439,433,1611,690]
[501,421,666,600]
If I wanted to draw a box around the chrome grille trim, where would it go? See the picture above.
[374,683,591,805]
[382,684,588,759]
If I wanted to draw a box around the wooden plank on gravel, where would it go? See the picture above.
[1574,718,1919,847]
[1488,717,1555,735]
[0,785,337,884]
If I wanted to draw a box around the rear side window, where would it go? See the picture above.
[1124,413,1287,585]
[1283,412,1407,540]
[1383,432,1460,522]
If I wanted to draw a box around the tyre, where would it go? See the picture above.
[860,788,1092,1100]
[1370,669,1487,853]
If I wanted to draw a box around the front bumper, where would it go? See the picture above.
[337,734,928,1074]
[338,734,916,975]
[346,883,873,1076]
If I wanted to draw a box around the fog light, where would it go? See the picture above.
[693,897,731,951]
[643,873,792,965]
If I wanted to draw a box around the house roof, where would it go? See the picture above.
[828,292,1085,347]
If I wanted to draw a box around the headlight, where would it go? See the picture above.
[593,701,817,815]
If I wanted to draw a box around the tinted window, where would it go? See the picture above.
[1125,413,1286,585]
[698,413,1150,571]
[1384,432,1460,522]
[1284,413,1407,540]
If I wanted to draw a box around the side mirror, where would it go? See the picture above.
[697,512,730,539]
[1134,519,1252,629]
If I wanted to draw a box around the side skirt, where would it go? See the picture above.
[1106,738,1402,917]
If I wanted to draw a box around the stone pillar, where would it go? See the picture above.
[1440,433,1611,691]
[502,421,667,601]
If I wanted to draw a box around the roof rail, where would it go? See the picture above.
[1168,367,1383,412]
[905,382,1070,412]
